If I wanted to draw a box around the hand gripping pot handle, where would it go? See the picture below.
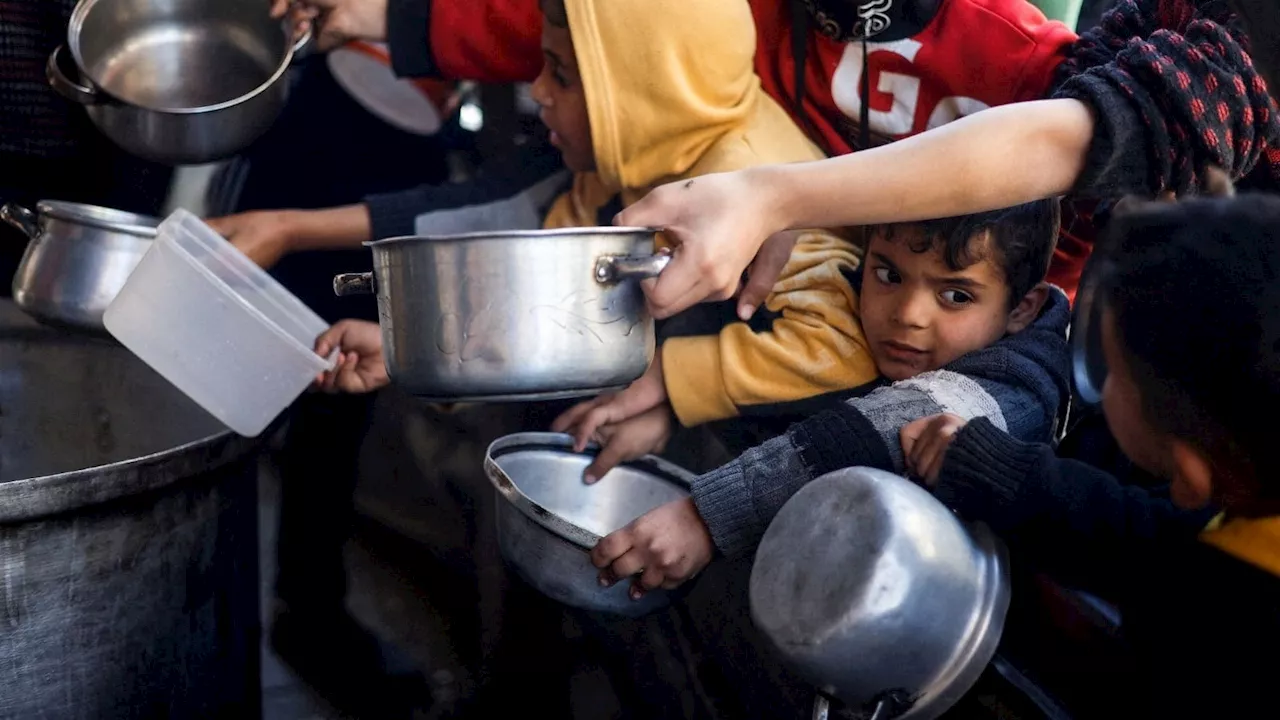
[593,253,671,284]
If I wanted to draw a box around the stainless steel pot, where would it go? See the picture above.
[334,227,670,401]
[47,0,310,165]
[749,467,1011,720]
[1,201,158,332]
[484,432,693,617]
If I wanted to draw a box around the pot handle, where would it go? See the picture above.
[46,45,102,106]
[594,253,672,284]
[0,203,38,239]
[333,272,375,297]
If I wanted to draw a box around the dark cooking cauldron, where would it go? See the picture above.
[0,301,263,718]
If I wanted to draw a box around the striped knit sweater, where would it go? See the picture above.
[1,0,83,158]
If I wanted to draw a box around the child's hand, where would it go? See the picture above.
[206,211,301,270]
[899,413,968,485]
[572,404,676,484]
[313,320,389,394]
[590,497,714,600]
[551,349,667,453]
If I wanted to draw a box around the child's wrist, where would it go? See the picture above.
[746,165,795,237]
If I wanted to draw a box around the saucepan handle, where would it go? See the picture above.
[46,45,103,106]
[0,203,38,240]
[333,272,375,296]
[593,253,672,284]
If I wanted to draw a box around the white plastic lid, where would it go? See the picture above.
[327,42,444,136]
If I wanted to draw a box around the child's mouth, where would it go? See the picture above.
[881,340,927,363]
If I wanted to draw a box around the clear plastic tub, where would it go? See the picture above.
[104,209,335,437]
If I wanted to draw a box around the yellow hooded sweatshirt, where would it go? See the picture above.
[542,0,875,427]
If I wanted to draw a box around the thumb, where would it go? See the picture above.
[737,231,797,320]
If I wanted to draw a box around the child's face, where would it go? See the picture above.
[1099,308,1214,509]
[529,18,596,173]
[860,228,1039,381]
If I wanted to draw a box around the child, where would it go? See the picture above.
[318,199,1073,585]
[553,199,1062,481]
[577,199,1069,596]
[897,193,1280,716]
[313,0,873,438]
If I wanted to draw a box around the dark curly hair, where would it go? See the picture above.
[875,198,1061,307]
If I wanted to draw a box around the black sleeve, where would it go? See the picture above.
[933,417,1215,598]
[386,0,437,77]
[362,140,566,239]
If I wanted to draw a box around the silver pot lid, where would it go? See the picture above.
[36,201,159,237]
[483,432,692,550]
[749,466,1010,720]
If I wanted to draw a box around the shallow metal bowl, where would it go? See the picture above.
[484,432,692,616]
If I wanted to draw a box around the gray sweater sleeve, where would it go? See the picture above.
[691,290,1073,559]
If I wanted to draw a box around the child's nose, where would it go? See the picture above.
[892,293,931,329]
[529,73,553,108]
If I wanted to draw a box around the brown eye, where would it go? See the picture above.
[940,289,974,306]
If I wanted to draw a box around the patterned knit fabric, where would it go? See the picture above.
[1,0,82,158]
[1053,0,1280,195]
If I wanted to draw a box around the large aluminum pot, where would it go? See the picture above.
[47,0,310,165]
[484,432,693,617]
[1,201,157,333]
[0,300,263,716]
[750,467,1010,720]
[334,227,669,401]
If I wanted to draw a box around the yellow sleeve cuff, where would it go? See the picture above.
[661,335,740,427]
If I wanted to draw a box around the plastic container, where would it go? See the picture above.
[104,209,334,437]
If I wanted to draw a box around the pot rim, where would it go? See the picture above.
[36,200,159,238]
[483,432,694,550]
[66,0,302,115]
[896,521,1011,720]
[366,226,662,247]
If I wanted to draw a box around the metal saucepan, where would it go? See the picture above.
[334,227,670,401]
[750,466,1011,720]
[1,201,158,333]
[47,0,310,165]
[484,432,694,617]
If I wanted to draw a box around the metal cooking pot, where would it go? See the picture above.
[484,432,693,617]
[334,227,670,401]
[1,201,158,333]
[47,0,310,165]
[749,467,1010,720]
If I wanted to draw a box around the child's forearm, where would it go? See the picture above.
[287,205,374,252]
[755,98,1095,231]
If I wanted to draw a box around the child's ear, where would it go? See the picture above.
[1004,283,1050,334]
[1169,440,1215,509]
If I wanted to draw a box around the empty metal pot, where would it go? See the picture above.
[48,0,310,165]
[750,466,1010,720]
[334,227,669,401]
[484,432,693,617]
[2,200,157,332]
